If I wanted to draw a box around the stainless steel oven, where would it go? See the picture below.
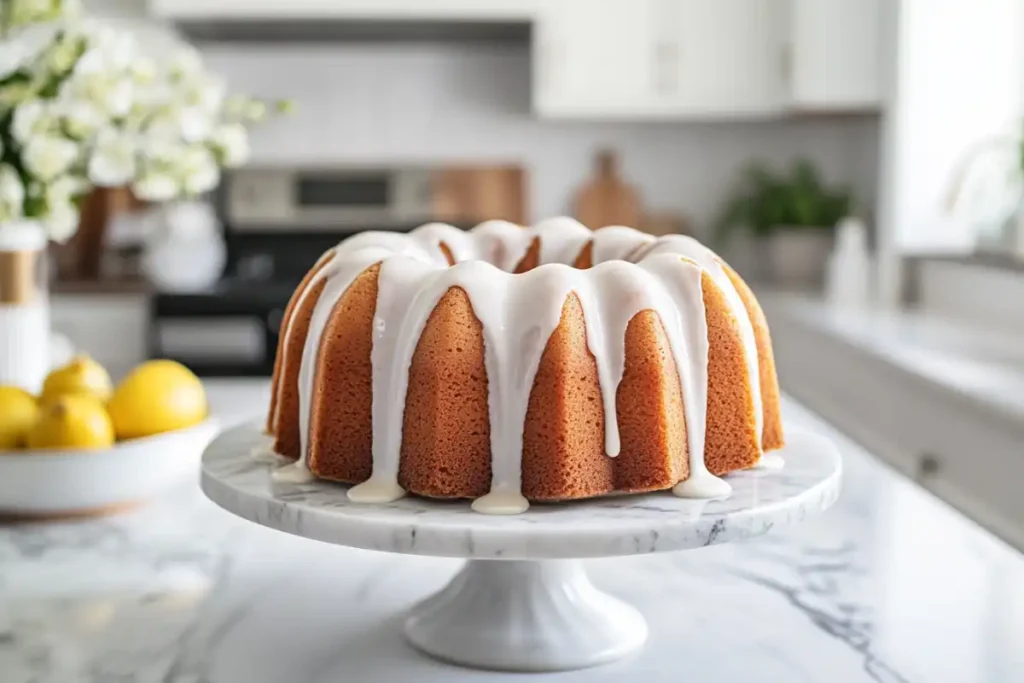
[225,166,435,231]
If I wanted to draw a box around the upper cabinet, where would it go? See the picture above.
[533,0,665,118]
[533,0,881,119]
[152,0,883,117]
[788,0,884,110]
[535,0,788,119]
[674,0,788,116]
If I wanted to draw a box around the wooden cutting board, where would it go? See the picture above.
[432,166,527,225]
[573,150,642,229]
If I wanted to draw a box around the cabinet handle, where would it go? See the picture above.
[916,452,942,480]
[538,40,556,94]
[780,44,792,86]
[654,41,677,95]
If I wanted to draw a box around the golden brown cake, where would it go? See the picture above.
[265,219,784,514]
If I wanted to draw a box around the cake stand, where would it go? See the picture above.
[201,423,841,673]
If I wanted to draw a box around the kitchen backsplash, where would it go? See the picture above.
[202,43,880,235]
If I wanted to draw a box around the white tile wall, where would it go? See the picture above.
[201,43,881,234]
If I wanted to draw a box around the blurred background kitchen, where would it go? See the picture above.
[14,0,1024,548]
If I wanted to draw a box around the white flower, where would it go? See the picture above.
[187,75,226,114]
[0,81,36,108]
[140,135,184,167]
[0,166,25,223]
[0,40,32,81]
[168,47,203,82]
[106,80,134,117]
[45,33,84,75]
[9,0,59,27]
[130,57,156,85]
[11,100,56,144]
[132,173,178,202]
[88,129,137,186]
[179,146,219,195]
[212,123,249,167]
[141,114,184,145]
[77,26,135,72]
[59,99,105,139]
[43,201,80,243]
[46,175,87,205]
[64,37,137,117]
[178,106,213,143]
[23,136,79,181]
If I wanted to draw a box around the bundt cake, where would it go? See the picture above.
[264,218,784,514]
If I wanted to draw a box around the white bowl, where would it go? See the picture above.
[0,419,220,518]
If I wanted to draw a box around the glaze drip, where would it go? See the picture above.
[286,219,774,513]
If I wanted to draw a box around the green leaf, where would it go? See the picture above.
[715,158,854,239]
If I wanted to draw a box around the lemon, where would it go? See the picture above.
[25,394,115,450]
[108,360,207,440]
[0,386,40,450]
[41,355,113,405]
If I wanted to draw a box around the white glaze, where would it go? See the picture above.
[250,440,287,464]
[756,453,786,471]
[272,460,316,484]
[296,247,398,475]
[636,235,764,447]
[532,217,595,265]
[279,219,774,513]
[589,225,656,264]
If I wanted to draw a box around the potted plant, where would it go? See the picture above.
[716,159,853,288]
[0,2,283,390]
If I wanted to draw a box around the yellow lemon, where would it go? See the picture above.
[41,355,113,405]
[25,394,115,450]
[0,386,40,450]
[108,360,207,440]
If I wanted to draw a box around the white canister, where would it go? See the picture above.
[0,221,50,393]
[826,217,872,308]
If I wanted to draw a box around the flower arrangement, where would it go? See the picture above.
[0,3,284,242]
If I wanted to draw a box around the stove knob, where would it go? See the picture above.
[267,308,284,335]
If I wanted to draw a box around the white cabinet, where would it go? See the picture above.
[534,0,787,119]
[789,0,883,110]
[675,0,787,115]
[533,0,666,118]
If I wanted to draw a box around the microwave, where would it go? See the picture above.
[225,166,435,231]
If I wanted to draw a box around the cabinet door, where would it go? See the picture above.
[534,0,664,117]
[675,0,788,116]
[790,0,883,109]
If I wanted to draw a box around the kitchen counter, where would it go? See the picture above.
[761,292,1024,551]
[1,380,1022,682]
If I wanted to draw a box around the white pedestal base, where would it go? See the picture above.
[405,560,647,672]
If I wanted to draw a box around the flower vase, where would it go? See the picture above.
[0,222,49,393]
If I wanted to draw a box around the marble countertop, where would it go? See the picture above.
[2,380,1023,682]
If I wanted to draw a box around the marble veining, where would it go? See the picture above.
[202,423,840,559]
[2,386,1023,683]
